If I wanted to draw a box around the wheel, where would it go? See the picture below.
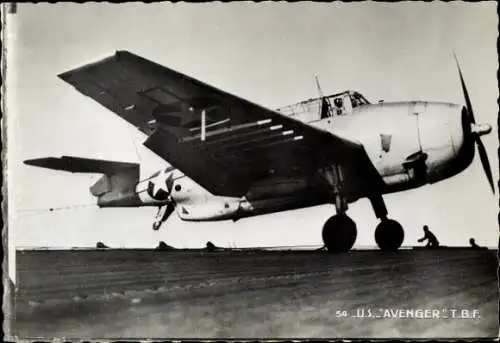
[322,214,357,253]
[375,219,404,251]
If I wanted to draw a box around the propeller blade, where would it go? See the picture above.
[454,54,476,124]
[454,55,494,194]
[475,136,495,194]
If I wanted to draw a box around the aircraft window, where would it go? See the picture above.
[276,99,321,122]
[351,97,361,108]
[352,93,370,106]
[333,97,344,115]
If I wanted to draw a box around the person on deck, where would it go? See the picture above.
[417,225,440,248]
[469,238,481,249]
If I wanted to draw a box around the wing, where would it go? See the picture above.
[58,51,385,199]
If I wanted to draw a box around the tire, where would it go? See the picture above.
[322,214,357,253]
[375,219,404,251]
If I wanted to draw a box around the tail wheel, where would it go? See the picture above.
[375,219,404,251]
[322,214,357,253]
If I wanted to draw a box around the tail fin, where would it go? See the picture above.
[24,156,142,207]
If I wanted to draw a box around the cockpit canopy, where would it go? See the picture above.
[276,91,370,123]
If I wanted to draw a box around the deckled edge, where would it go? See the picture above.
[1,3,16,341]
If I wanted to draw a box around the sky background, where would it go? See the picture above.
[6,3,499,253]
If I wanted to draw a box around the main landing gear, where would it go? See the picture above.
[322,214,357,252]
[321,195,404,253]
[320,165,358,252]
[320,166,404,252]
[374,219,404,251]
[370,195,404,251]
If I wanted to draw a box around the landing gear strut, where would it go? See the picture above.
[320,165,358,253]
[370,196,404,251]
[152,202,176,231]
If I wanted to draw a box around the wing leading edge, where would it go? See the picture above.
[58,51,385,199]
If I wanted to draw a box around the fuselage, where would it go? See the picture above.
[128,98,477,222]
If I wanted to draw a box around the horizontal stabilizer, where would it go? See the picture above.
[24,156,138,174]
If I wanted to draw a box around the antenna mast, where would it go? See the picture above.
[315,74,332,118]
[315,74,324,98]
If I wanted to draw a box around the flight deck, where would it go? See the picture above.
[11,248,499,339]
